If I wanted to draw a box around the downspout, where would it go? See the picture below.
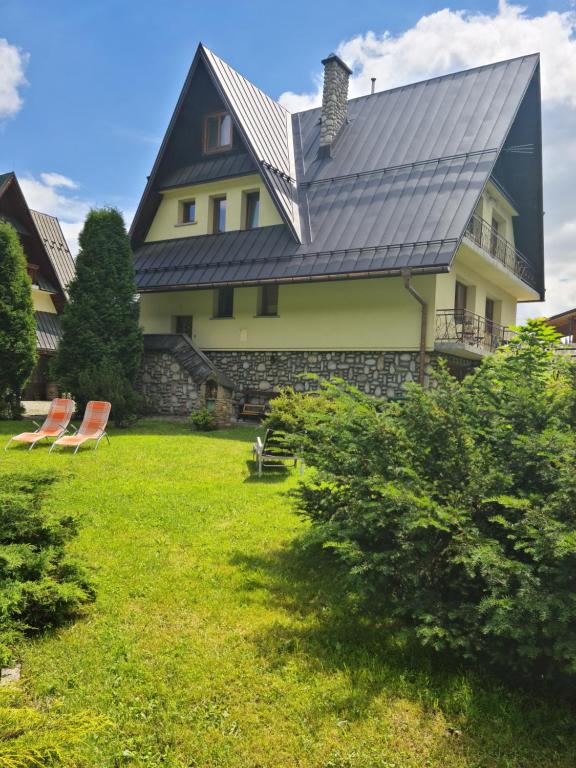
[401,269,428,386]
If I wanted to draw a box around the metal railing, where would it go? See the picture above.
[464,214,536,288]
[435,309,512,354]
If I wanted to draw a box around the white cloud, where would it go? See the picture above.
[0,38,29,119]
[39,172,79,190]
[280,1,576,318]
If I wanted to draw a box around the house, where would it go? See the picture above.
[130,44,544,416]
[0,172,75,400]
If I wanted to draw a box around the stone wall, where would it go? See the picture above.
[206,350,433,399]
[136,350,202,415]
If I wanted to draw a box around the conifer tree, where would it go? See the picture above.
[0,221,37,418]
[53,208,143,422]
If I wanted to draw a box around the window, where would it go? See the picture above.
[244,191,260,230]
[454,281,467,323]
[180,200,196,224]
[27,264,39,285]
[485,298,495,335]
[204,113,233,153]
[214,287,234,318]
[212,196,226,234]
[490,216,499,257]
[174,315,193,336]
[257,284,278,317]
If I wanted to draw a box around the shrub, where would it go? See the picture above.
[0,221,37,419]
[270,321,576,681]
[190,407,217,431]
[0,473,95,667]
[52,208,143,426]
[0,684,107,767]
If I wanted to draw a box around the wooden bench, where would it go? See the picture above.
[239,402,267,420]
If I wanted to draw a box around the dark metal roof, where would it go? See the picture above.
[143,334,234,388]
[160,153,255,189]
[30,210,76,298]
[0,213,31,236]
[133,52,543,295]
[35,311,61,352]
[36,274,58,293]
[135,225,453,290]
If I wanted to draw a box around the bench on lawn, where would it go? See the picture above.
[252,429,302,476]
[239,402,267,420]
[238,389,277,421]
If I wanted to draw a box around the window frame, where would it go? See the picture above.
[211,195,227,234]
[203,112,233,154]
[174,315,193,336]
[244,190,260,230]
[257,284,279,317]
[213,286,234,319]
[179,199,196,225]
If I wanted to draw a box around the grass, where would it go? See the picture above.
[0,418,575,767]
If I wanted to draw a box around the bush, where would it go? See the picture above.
[0,684,107,767]
[0,221,37,419]
[269,321,576,681]
[0,473,95,667]
[190,407,217,431]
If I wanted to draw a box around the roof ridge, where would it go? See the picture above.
[200,43,290,115]
[293,52,540,116]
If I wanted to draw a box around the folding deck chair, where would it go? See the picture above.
[4,398,75,451]
[252,428,301,476]
[50,400,111,454]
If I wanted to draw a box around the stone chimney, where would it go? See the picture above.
[319,53,352,155]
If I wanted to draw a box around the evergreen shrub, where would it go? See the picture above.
[267,321,576,680]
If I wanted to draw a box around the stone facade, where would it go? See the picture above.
[320,54,351,148]
[137,349,236,425]
[137,350,202,415]
[206,350,433,399]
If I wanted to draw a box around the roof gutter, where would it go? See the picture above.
[136,264,450,293]
[401,269,428,387]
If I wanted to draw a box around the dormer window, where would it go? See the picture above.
[204,112,232,153]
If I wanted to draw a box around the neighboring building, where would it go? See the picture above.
[130,44,544,414]
[0,172,75,400]
[547,309,576,352]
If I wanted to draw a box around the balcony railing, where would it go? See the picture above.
[435,309,513,355]
[464,214,536,289]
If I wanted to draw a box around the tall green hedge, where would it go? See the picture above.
[0,221,37,418]
[52,208,143,424]
[267,320,576,681]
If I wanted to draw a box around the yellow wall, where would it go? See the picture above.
[31,289,57,313]
[473,180,518,247]
[140,276,438,352]
[435,249,518,327]
[146,174,283,242]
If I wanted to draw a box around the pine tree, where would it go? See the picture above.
[53,208,143,423]
[0,221,37,418]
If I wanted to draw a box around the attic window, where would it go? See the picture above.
[204,112,232,153]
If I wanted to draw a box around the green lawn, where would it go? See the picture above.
[1,419,575,767]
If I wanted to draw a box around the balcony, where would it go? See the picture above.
[464,214,536,289]
[435,309,512,358]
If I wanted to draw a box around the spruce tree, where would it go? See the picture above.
[0,221,37,418]
[53,208,143,423]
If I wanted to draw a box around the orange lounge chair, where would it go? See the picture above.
[5,398,75,451]
[50,400,111,455]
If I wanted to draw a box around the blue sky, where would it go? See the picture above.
[1,0,576,315]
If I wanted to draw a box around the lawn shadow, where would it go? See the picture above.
[243,459,293,484]
[229,542,576,766]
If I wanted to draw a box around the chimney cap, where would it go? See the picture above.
[321,52,353,75]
